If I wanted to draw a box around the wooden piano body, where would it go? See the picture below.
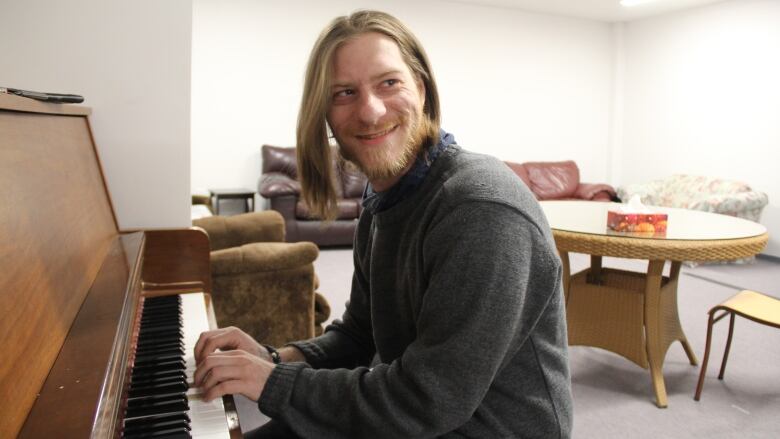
[0,93,240,437]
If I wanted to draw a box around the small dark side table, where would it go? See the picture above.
[209,188,255,215]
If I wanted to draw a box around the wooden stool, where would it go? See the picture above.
[694,290,780,401]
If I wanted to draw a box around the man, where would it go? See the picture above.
[195,10,573,438]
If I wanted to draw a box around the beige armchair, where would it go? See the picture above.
[193,211,330,347]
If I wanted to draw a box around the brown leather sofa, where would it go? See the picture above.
[259,145,367,247]
[505,160,616,201]
[193,211,331,346]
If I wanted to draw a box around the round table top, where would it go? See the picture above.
[540,201,768,261]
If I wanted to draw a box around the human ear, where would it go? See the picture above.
[415,75,426,106]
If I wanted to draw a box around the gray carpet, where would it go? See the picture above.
[235,250,780,437]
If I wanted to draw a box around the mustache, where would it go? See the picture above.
[348,118,405,136]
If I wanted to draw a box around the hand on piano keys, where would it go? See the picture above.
[193,328,277,403]
[194,326,269,364]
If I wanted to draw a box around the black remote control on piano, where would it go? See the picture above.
[1,86,84,103]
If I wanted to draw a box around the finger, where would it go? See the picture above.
[202,365,243,392]
[203,379,248,402]
[194,329,224,362]
[196,330,238,364]
[193,351,248,384]
[194,353,232,385]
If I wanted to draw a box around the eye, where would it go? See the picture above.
[383,79,399,87]
[334,89,354,98]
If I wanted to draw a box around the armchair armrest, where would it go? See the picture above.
[193,211,285,251]
[210,241,319,275]
[210,241,320,346]
[259,172,301,198]
[575,183,617,201]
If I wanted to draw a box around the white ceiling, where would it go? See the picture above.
[442,0,729,22]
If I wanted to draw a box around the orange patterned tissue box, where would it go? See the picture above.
[607,196,667,235]
[607,211,667,234]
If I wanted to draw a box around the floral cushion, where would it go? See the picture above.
[618,174,768,223]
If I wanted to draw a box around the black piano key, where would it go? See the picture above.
[143,301,180,310]
[144,296,181,306]
[124,426,191,439]
[130,373,187,388]
[135,345,185,358]
[139,318,182,329]
[141,307,181,317]
[136,338,184,350]
[139,327,184,338]
[122,418,191,437]
[137,333,184,344]
[128,381,188,399]
[131,368,186,381]
[139,312,180,323]
[127,393,186,408]
[134,352,186,366]
[132,368,187,382]
[124,412,190,429]
[124,429,191,439]
[142,303,180,312]
[125,404,189,421]
[141,311,181,320]
[140,312,181,322]
[132,358,185,370]
[125,396,189,420]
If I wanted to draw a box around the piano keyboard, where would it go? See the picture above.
[121,293,232,439]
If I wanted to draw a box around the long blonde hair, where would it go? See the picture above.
[296,10,441,220]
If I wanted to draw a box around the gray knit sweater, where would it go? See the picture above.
[258,146,573,438]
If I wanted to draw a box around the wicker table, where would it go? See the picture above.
[541,201,768,408]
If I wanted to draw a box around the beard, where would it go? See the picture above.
[335,111,431,181]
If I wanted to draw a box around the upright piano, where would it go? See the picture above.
[0,93,242,438]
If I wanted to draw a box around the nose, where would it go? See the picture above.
[357,91,387,126]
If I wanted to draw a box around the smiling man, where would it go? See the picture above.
[194,10,573,438]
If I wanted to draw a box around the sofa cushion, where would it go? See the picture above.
[525,160,579,199]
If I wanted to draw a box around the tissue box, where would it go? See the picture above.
[607,211,668,235]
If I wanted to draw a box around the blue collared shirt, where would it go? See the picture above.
[362,129,456,214]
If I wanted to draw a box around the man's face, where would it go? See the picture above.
[327,32,426,188]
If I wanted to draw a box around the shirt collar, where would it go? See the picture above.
[362,129,456,214]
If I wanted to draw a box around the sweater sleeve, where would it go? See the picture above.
[287,266,376,369]
[286,212,378,369]
[259,201,560,438]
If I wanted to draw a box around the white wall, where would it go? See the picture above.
[620,0,780,256]
[0,0,192,229]
[191,0,614,195]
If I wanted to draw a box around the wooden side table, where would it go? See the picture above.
[209,188,255,215]
[541,201,768,407]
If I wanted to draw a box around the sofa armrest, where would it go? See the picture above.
[690,191,769,220]
[575,183,617,201]
[259,172,301,198]
[616,180,665,204]
[193,211,285,250]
